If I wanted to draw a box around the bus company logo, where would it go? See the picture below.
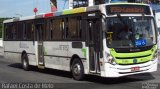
[133,58,137,64]
[129,48,140,52]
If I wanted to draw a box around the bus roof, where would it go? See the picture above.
[3,3,150,23]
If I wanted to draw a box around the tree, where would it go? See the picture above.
[0,18,10,38]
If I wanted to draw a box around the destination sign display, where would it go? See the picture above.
[106,5,151,15]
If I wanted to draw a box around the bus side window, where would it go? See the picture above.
[68,17,77,39]
[7,24,12,40]
[65,17,69,39]
[26,22,32,40]
[31,23,35,41]
[67,16,82,40]
[46,19,52,40]
[23,22,27,40]
[78,16,82,40]
[53,19,63,40]
[12,23,17,40]
[4,24,9,40]
[17,22,23,40]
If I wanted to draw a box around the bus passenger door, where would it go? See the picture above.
[87,19,101,73]
[35,24,45,68]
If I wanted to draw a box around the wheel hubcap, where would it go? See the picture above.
[73,64,81,75]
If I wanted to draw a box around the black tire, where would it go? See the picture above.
[21,53,30,71]
[71,58,85,81]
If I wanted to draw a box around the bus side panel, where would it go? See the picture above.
[67,42,89,74]
[4,41,36,66]
[43,41,70,71]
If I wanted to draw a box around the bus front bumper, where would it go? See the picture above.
[103,58,158,77]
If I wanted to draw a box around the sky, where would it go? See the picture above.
[1,0,159,18]
[0,0,68,17]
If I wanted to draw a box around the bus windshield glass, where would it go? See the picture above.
[106,17,156,48]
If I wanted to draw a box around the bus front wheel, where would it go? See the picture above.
[21,53,30,71]
[71,58,85,80]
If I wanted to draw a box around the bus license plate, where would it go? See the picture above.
[131,67,140,71]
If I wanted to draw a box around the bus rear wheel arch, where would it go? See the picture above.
[21,52,30,71]
[71,58,85,81]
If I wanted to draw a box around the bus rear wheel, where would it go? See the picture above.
[71,58,84,81]
[21,53,30,71]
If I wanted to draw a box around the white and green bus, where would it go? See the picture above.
[3,3,158,80]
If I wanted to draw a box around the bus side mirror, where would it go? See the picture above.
[100,13,107,32]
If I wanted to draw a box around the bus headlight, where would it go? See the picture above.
[153,50,158,60]
[105,53,116,65]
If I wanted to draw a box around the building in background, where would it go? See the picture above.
[67,0,160,9]
[69,0,110,9]
[49,0,160,10]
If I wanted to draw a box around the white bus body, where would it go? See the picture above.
[3,3,158,80]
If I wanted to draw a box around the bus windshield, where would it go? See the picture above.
[106,16,156,48]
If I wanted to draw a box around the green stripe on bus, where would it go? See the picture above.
[110,46,156,64]
[62,7,86,15]
[62,9,73,15]
[115,56,152,64]
[82,48,87,58]
[72,7,86,14]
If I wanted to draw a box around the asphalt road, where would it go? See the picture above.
[0,55,159,89]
